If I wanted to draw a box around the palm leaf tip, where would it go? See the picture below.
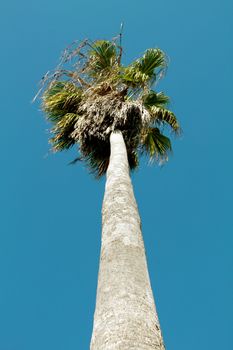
[140,48,166,75]
[141,127,172,163]
[128,150,139,171]
[42,81,83,122]
[142,91,180,133]
[122,48,167,87]
[143,91,170,108]
[88,40,117,75]
[49,112,79,151]
[147,107,180,135]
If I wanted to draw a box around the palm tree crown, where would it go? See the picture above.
[40,36,180,176]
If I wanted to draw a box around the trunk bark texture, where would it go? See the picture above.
[90,131,165,350]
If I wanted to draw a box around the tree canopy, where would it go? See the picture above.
[39,36,181,177]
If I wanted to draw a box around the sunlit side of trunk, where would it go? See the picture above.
[90,131,165,350]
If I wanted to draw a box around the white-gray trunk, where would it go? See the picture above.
[90,131,165,350]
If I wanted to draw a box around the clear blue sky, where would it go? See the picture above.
[0,0,232,349]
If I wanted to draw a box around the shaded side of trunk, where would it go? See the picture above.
[90,131,165,350]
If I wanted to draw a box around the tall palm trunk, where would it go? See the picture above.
[90,131,165,350]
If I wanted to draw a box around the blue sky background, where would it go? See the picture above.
[0,0,232,349]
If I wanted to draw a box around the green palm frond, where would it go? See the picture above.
[143,91,169,108]
[149,106,180,133]
[141,127,172,162]
[50,113,79,151]
[44,81,67,97]
[122,65,149,86]
[138,48,166,76]
[87,40,118,77]
[85,148,139,178]
[82,148,110,178]
[43,82,83,122]
[128,150,139,170]
[122,48,166,87]
[87,155,109,178]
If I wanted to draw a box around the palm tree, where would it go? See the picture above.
[40,36,180,349]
